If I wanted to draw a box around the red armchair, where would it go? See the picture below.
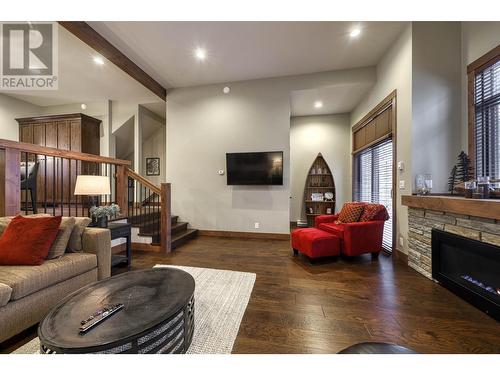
[315,203,389,257]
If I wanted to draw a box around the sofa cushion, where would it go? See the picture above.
[318,222,346,239]
[0,253,97,301]
[47,217,76,259]
[0,282,12,307]
[0,216,62,265]
[337,203,365,223]
[68,217,92,252]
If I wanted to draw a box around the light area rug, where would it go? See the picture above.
[12,265,256,354]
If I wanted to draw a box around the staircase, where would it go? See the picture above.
[126,169,198,250]
[129,208,198,249]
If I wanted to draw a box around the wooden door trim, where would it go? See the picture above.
[58,22,166,101]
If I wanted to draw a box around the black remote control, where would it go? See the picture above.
[79,303,124,334]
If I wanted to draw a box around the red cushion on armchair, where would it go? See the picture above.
[0,215,62,265]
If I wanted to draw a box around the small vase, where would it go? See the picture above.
[93,216,108,228]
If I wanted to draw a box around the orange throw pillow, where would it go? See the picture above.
[0,215,62,265]
[337,203,364,223]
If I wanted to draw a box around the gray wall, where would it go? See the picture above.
[290,114,351,222]
[166,79,291,234]
[412,22,462,193]
[166,68,376,234]
[0,94,41,141]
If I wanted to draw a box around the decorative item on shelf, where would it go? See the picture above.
[296,219,308,228]
[424,174,433,194]
[326,207,332,215]
[308,207,314,214]
[476,176,491,199]
[310,167,316,175]
[324,192,334,201]
[311,193,324,202]
[448,165,458,195]
[89,204,120,228]
[464,181,477,199]
[448,151,474,195]
[317,167,322,174]
[146,157,160,176]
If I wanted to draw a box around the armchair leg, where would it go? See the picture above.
[293,249,298,256]
[371,252,379,260]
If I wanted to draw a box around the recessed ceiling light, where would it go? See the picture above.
[314,101,323,109]
[350,28,361,38]
[93,56,105,65]
[194,47,206,61]
[81,104,87,110]
[223,86,230,94]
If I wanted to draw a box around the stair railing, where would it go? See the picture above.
[126,168,171,253]
[0,138,171,253]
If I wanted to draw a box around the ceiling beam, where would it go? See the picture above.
[58,21,166,101]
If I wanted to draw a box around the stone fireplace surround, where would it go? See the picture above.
[402,195,500,279]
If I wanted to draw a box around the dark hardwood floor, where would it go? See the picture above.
[2,235,500,354]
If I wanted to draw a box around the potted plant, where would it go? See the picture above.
[89,203,120,228]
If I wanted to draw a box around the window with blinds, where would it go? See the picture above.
[474,59,500,179]
[353,138,393,250]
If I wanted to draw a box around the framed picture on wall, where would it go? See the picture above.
[146,157,160,176]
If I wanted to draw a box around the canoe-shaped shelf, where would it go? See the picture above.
[303,153,336,227]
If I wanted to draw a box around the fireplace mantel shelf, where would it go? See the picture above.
[402,195,500,220]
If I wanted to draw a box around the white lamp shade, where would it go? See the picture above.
[74,175,111,196]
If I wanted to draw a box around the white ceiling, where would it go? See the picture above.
[2,25,161,107]
[290,82,375,117]
[89,21,408,89]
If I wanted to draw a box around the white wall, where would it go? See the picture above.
[141,110,166,186]
[460,22,500,151]
[166,68,376,234]
[39,101,113,156]
[412,22,462,193]
[290,114,351,222]
[351,24,412,254]
[0,94,42,141]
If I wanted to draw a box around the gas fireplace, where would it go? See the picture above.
[432,229,500,321]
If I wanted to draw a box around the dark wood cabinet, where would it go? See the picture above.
[16,113,101,205]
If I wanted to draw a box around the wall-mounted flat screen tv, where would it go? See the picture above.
[226,151,283,185]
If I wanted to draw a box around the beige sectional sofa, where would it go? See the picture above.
[0,227,111,343]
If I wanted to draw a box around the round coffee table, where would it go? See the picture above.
[38,268,195,354]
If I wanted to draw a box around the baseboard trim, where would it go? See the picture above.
[132,242,162,252]
[393,248,408,264]
[198,230,290,241]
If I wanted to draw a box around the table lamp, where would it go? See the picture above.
[74,175,111,209]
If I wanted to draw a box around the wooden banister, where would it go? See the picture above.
[126,168,161,195]
[0,139,131,166]
[160,183,171,253]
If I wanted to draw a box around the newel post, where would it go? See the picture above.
[115,165,129,218]
[160,183,171,253]
[0,147,21,217]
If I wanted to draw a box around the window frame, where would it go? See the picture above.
[352,90,397,252]
[467,44,500,177]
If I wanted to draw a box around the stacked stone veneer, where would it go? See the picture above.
[408,208,500,279]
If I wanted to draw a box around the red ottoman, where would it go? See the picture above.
[291,228,340,259]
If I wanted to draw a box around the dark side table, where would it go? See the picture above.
[108,222,132,267]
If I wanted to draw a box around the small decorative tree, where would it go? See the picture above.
[448,165,458,194]
[456,151,474,183]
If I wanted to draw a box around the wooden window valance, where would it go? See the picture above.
[352,90,396,154]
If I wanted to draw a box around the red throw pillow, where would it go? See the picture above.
[0,215,62,265]
[360,204,388,222]
[337,203,365,223]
